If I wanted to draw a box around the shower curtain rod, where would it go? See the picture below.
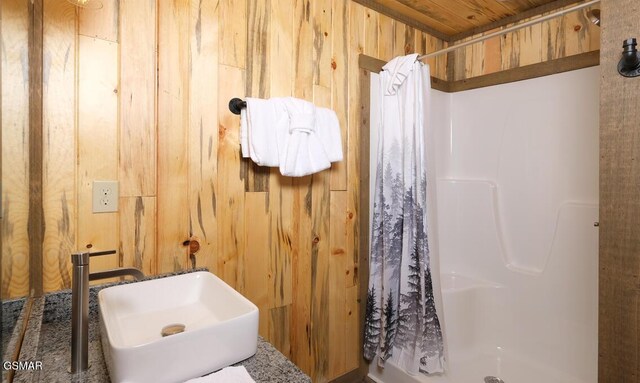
[418,0,600,60]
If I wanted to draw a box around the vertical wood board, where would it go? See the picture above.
[188,0,218,274]
[76,36,119,276]
[119,0,156,197]
[1,0,31,298]
[157,0,190,273]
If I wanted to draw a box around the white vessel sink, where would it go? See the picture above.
[98,271,259,383]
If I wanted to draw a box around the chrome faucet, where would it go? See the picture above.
[70,250,144,373]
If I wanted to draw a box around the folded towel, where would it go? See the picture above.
[240,96,343,177]
[279,97,332,177]
[242,97,284,167]
[315,107,343,162]
[184,366,255,383]
[240,108,249,158]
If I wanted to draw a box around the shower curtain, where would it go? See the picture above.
[363,54,445,375]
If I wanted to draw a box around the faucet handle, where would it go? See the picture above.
[89,249,117,257]
[71,249,117,266]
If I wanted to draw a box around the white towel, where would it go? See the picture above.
[240,96,343,177]
[315,107,343,162]
[240,108,249,158]
[184,366,255,383]
[241,97,284,167]
[279,97,332,177]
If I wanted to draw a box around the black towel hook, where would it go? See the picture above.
[228,98,246,115]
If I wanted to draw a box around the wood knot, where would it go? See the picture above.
[331,59,337,70]
[313,236,320,244]
[574,25,582,32]
[347,211,354,219]
[86,243,93,249]
[218,125,227,140]
[324,31,328,37]
[190,240,200,254]
[183,239,200,254]
[466,15,476,20]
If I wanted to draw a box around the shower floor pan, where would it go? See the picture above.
[368,273,592,383]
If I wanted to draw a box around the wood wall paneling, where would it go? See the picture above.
[330,0,349,191]
[244,192,270,338]
[290,0,314,376]
[188,0,218,274]
[346,2,366,289]
[293,0,314,102]
[599,0,640,381]
[77,35,119,279]
[118,0,157,275]
[1,0,31,298]
[393,19,407,56]
[157,0,190,273]
[216,65,246,290]
[452,4,601,81]
[268,0,294,316]
[78,0,118,41]
[42,0,76,293]
[310,85,332,382]
[313,0,333,89]
[28,0,44,298]
[119,0,156,198]
[377,13,394,61]
[119,196,156,275]
[329,190,348,377]
[267,179,295,310]
[244,0,271,192]
[363,7,378,59]
[219,0,247,68]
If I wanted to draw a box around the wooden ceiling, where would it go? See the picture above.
[355,0,578,40]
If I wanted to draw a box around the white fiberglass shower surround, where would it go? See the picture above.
[368,67,599,383]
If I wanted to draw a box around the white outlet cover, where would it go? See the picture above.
[93,180,119,213]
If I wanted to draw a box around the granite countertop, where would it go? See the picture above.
[2,298,26,360]
[10,271,311,383]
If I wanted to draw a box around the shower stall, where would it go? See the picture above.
[368,66,599,383]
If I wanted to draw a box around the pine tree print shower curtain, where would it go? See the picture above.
[363,54,445,375]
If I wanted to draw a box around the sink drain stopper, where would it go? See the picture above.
[161,323,186,337]
[484,377,505,383]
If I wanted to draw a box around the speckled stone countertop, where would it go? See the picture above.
[2,298,26,359]
[12,270,311,383]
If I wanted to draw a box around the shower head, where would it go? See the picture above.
[587,9,601,26]
[66,0,103,9]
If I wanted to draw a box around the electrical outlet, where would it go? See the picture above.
[92,180,118,213]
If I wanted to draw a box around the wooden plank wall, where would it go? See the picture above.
[1,0,446,381]
[450,3,600,81]
[599,0,640,381]
[1,0,31,298]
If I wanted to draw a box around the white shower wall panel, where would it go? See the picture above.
[440,67,599,382]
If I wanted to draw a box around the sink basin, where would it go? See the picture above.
[98,271,259,383]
